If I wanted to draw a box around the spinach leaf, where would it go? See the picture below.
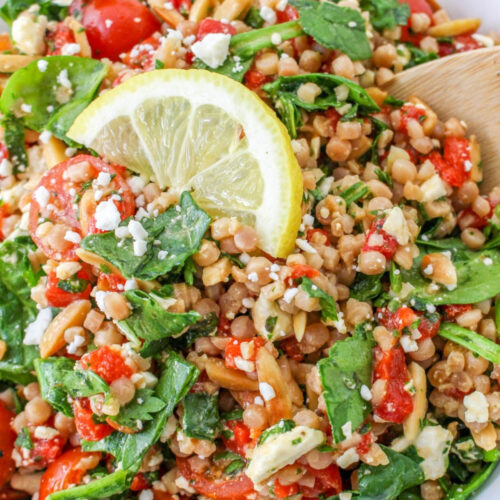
[258,419,296,444]
[2,115,27,173]
[350,272,383,301]
[108,388,166,432]
[263,73,378,138]
[118,289,200,350]
[0,0,67,25]
[0,56,107,143]
[290,0,372,60]
[317,323,374,442]
[416,237,466,250]
[15,427,33,450]
[244,6,265,28]
[81,192,211,280]
[169,312,218,350]
[400,244,500,305]
[439,323,500,364]
[182,392,220,441]
[356,446,425,499]
[35,357,110,416]
[192,55,254,83]
[359,0,410,31]
[0,235,42,384]
[444,461,498,500]
[82,353,199,471]
[301,277,337,321]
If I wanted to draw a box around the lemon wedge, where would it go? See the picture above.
[68,69,302,258]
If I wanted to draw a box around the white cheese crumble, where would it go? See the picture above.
[484,257,493,266]
[133,239,148,257]
[128,219,148,240]
[67,334,86,354]
[271,33,282,45]
[337,448,360,469]
[414,425,453,480]
[95,200,122,231]
[341,421,352,439]
[296,238,317,254]
[191,33,231,69]
[421,174,447,202]
[463,391,489,423]
[283,287,299,304]
[39,130,52,144]
[400,335,418,353]
[37,59,49,72]
[61,43,81,56]
[0,158,13,177]
[96,172,111,186]
[138,490,154,500]
[33,186,50,208]
[260,6,277,24]
[56,69,72,88]
[127,175,146,194]
[248,271,259,282]
[423,264,433,275]
[124,279,138,291]
[360,384,372,401]
[382,206,410,245]
[105,19,113,28]
[24,308,52,345]
[64,230,81,244]
[235,357,255,372]
[259,382,276,401]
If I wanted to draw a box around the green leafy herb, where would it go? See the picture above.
[356,446,425,499]
[57,277,88,293]
[340,181,371,207]
[439,323,500,364]
[81,192,211,280]
[154,59,165,69]
[290,0,372,60]
[301,277,337,321]
[0,236,42,384]
[389,261,402,294]
[2,115,27,172]
[400,243,500,305]
[444,460,498,500]
[263,73,379,138]
[0,0,68,25]
[62,369,110,399]
[350,272,383,301]
[182,392,220,441]
[258,419,296,444]
[359,0,410,30]
[108,389,166,431]
[265,316,278,334]
[374,167,393,188]
[15,427,33,450]
[244,6,265,28]
[0,56,107,143]
[83,353,199,473]
[214,451,246,476]
[404,44,439,69]
[383,95,405,107]
[318,322,374,442]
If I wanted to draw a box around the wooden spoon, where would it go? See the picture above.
[383,46,500,192]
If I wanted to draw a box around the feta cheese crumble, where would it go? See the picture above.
[191,33,231,69]
[95,200,122,231]
[259,382,276,401]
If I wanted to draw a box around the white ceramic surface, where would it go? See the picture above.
[0,0,499,498]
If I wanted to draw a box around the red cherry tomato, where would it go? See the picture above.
[224,337,265,371]
[196,18,236,41]
[356,432,373,455]
[81,345,134,384]
[289,264,320,281]
[274,480,299,499]
[362,218,398,259]
[29,155,135,261]
[443,304,473,321]
[415,311,441,340]
[377,306,417,332]
[307,228,330,246]
[276,5,299,23]
[177,456,255,500]
[222,420,252,456]
[244,69,271,90]
[457,207,489,230]
[27,435,66,469]
[398,0,433,16]
[72,0,161,61]
[171,0,192,11]
[398,104,427,134]
[39,448,101,500]
[443,136,471,186]
[372,347,413,423]
[301,464,342,497]
[131,473,150,491]
[46,23,76,55]
[45,266,92,308]
[97,272,126,292]
[121,35,161,69]
[325,108,341,131]
[0,404,15,488]
[73,399,114,442]
[218,315,232,336]
[439,34,483,56]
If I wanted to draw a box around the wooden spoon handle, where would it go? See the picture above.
[383,46,500,192]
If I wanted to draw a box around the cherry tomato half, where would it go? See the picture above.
[45,265,92,308]
[81,345,134,384]
[0,404,15,489]
[73,399,114,442]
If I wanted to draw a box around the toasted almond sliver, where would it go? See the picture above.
[0,55,39,73]
[428,18,481,38]
[205,357,259,391]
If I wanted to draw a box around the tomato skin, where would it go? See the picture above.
[443,304,472,321]
[196,18,236,41]
[45,267,92,308]
[378,306,417,332]
[39,448,101,500]
[356,432,373,455]
[131,473,150,491]
[224,337,265,371]
[222,420,252,456]
[74,0,161,61]
[362,218,398,259]
[176,457,255,500]
[398,104,427,134]
[274,480,298,499]
[122,35,161,69]
[276,5,299,23]
[373,347,413,423]
[46,23,76,55]
[443,136,471,187]
[301,464,342,497]
[97,273,126,292]
[28,435,66,469]
[244,69,271,90]
[289,264,320,281]
[81,345,134,384]
[29,155,135,261]
[439,34,483,57]
[0,404,15,488]
[73,399,114,441]
[415,311,441,340]
[398,0,432,16]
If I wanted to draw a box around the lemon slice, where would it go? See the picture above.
[68,69,302,258]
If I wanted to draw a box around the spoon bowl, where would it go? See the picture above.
[383,46,500,192]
